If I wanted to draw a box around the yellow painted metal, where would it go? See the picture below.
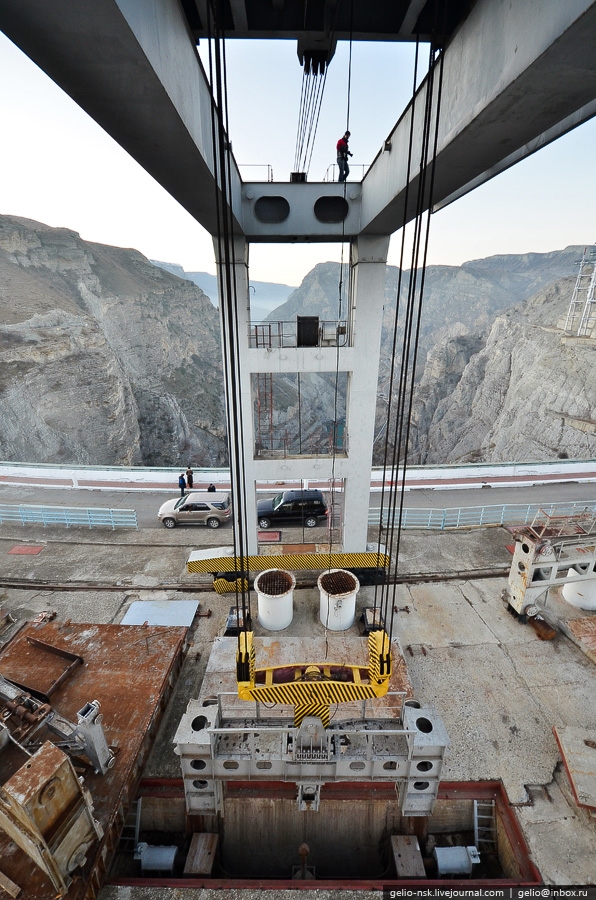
[236,630,391,726]
[187,550,389,575]
[213,577,249,594]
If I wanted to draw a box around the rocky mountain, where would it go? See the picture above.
[151,260,296,322]
[0,214,226,467]
[419,276,596,464]
[0,212,591,468]
[274,249,581,352]
[266,250,583,463]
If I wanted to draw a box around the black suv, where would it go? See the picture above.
[257,489,328,529]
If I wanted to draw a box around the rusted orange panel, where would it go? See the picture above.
[0,622,186,900]
[563,617,596,663]
[554,725,596,809]
[2,742,78,835]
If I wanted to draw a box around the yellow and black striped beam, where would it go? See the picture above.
[236,630,392,727]
[188,550,390,575]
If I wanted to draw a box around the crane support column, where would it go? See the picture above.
[214,233,389,554]
[213,235,259,555]
[342,235,390,552]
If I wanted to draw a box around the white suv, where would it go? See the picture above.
[158,492,232,529]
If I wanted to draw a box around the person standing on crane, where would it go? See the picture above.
[336,131,352,183]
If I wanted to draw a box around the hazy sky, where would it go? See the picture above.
[1,30,595,286]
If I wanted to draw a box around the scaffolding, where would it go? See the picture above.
[564,245,596,335]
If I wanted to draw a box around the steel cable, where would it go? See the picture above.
[373,2,448,641]
[206,0,253,646]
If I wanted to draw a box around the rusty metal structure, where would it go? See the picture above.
[507,508,596,616]
[0,741,104,896]
[0,622,187,899]
[0,635,114,776]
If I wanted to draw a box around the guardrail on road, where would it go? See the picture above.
[368,501,596,530]
[0,504,138,529]
[2,458,596,492]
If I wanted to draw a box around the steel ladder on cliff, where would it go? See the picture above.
[564,246,596,335]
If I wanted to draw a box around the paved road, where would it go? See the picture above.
[1,478,595,530]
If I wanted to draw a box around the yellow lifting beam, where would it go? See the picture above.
[236,629,392,727]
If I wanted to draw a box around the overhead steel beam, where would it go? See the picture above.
[229,0,249,33]
[2,0,595,244]
[181,0,474,43]
[399,0,428,37]
[360,0,596,235]
[0,0,243,236]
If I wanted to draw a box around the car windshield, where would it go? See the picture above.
[272,493,285,509]
[174,497,187,510]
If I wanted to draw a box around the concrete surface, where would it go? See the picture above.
[2,514,596,888]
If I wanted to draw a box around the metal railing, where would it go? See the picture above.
[255,425,346,458]
[368,501,596,530]
[322,163,369,183]
[249,319,349,349]
[0,504,138,529]
[238,163,274,182]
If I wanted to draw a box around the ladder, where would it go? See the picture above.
[255,372,274,453]
[564,246,596,334]
[117,797,142,854]
[578,261,596,336]
[473,799,497,853]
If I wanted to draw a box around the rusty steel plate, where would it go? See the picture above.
[257,531,282,543]
[0,621,187,899]
[560,617,596,664]
[553,725,596,809]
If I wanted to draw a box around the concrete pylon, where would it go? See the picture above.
[214,233,389,555]
[213,235,257,554]
[342,235,390,551]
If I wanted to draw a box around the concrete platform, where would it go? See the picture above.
[1,518,596,888]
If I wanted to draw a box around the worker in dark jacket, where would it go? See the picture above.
[178,473,186,496]
[336,131,352,183]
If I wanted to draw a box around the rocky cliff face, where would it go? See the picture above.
[269,252,583,464]
[408,325,485,463]
[0,214,225,466]
[420,277,596,463]
[0,213,591,468]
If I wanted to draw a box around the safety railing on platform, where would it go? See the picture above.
[368,501,596,530]
[0,504,138,529]
[322,163,369,182]
[249,318,349,349]
[238,163,274,182]
[255,423,347,458]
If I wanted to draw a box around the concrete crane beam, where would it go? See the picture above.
[0,0,243,236]
[361,0,596,235]
[1,0,595,242]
